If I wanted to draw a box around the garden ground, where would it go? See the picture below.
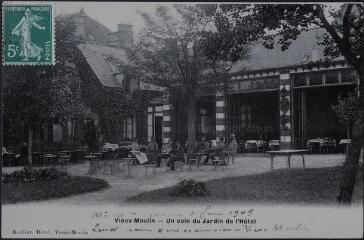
[2,153,362,206]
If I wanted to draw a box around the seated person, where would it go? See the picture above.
[131,138,140,151]
[204,137,225,164]
[193,137,207,153]
[211,139,217,149]
[202,137,210,152]
[130,139,142,164]
[189,137,210,164]
[2,146,7,155]
[148,138,159,151]
[225,133,238,155]
[147,138,160,166]
[215,136,227,157]
[217,137,226,150]
[162,139,172,153]
[161,139,173,166]
[168,141,184,171]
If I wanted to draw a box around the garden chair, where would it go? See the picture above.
[58,155,71,172]
[269,140,280,151]
[160,157,168,167]
[212,151,226,170]
[102,152,119,174]
[186,153,199,170]
[103,160,115,174]
[320,138,336,154]
[87,157,98,174]
[144,150,159,177]
[225,152,236,165]
[257,140,268,153]
[174,161,184,171]
[245,140,257,153]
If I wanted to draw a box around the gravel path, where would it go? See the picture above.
[2,154,345,206]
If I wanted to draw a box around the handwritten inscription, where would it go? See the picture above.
[11,206,310,237]
[86,206,311,236]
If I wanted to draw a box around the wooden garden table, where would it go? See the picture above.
[267,149,310,170]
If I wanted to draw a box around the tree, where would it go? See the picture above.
[203,3,363,204]
[130,4,235,147]
[331,91,359,141]
[2,18,85,164]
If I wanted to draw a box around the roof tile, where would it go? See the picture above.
[78,43,129,88]
[229,28,344,74]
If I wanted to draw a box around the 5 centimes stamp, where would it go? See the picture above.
[2,2,54,65]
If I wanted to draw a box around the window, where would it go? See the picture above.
[132,117,136,138]
[127,117,132,139]
[293,73,307,87]
[309,72,323,86]
[325,71,339,84]
[341,69,358,83]
[240,104,251,129]
[200,108,210,134]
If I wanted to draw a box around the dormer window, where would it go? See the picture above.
[102,54,120,73]
[122,76,131,93]
[115,73,124,85]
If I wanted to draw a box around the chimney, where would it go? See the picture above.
[108,23,133,49]
[80,8,86,16]
[72,8,86,36]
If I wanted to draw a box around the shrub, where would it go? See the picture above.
[2,176,109,203]
[170,178,210,197]
[2,166,70,183]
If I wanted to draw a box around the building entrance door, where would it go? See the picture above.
[154,116,163,149]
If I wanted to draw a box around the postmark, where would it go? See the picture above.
[2,2,54,65]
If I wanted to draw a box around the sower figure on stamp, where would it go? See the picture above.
[12,8,46,61]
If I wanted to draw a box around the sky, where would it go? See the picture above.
[54,2,346,35]
[55,2,161,34]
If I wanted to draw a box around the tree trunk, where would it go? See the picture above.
[347,127,350,140]
[28,127,33,166]
[187,101,196,153]
[62,119,69,149]
[337,68,364,204]
[346,127,350,153]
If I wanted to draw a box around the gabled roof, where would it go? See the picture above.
[229,28,344,74]
[78,43,129,88]
[82,16,111,44]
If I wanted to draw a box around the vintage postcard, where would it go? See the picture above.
[1,1,363,239]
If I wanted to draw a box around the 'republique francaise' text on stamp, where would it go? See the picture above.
[2,2,54,65]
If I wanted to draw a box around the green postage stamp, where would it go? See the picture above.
[2,2,54,65]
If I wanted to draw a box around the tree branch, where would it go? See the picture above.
[342,4,353,45]
[317,6,359,68]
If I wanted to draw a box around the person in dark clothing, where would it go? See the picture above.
[20,142,28,166]
[169,141,184,171]
[193,139,205,153]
